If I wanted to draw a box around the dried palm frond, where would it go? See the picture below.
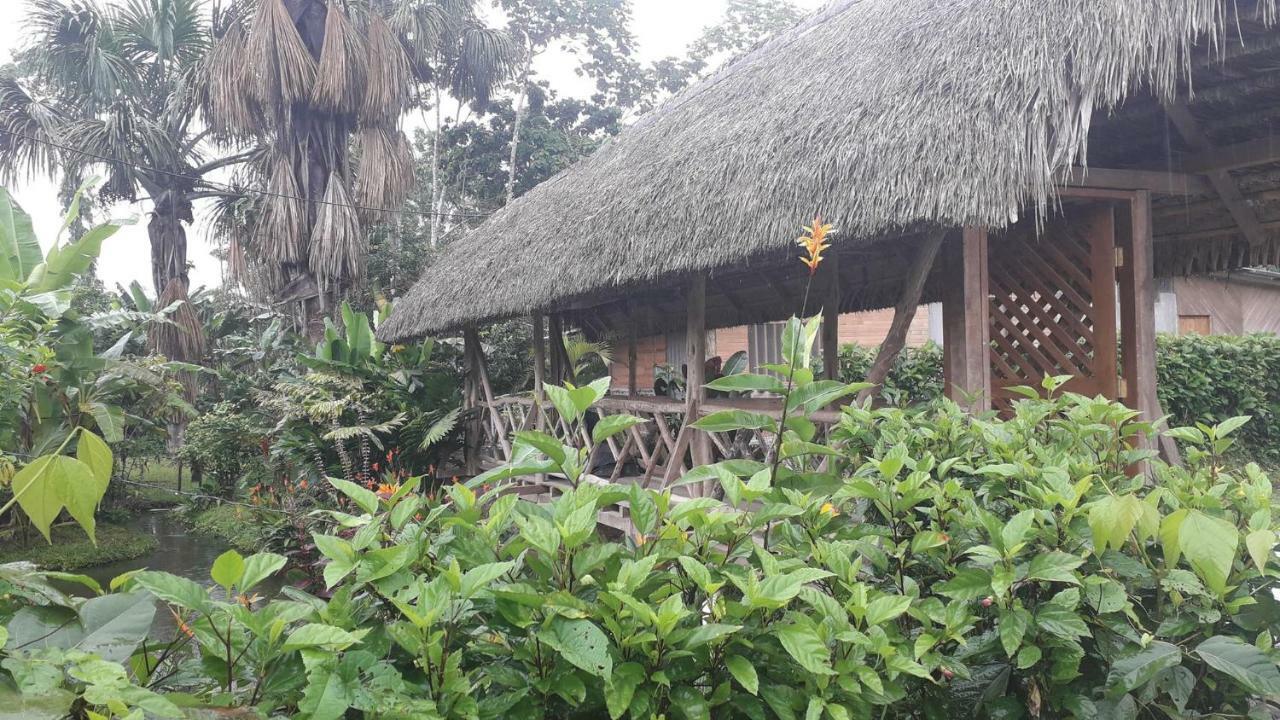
[204,21,257,133]
[255,155,308,265]
[354,126,413,212]
[149,278,206,366]
[360,12,409,124]
[311,3,367,114]
[309,171,365,292]
[246,0,316,113]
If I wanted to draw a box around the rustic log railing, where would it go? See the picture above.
[471,393,842,496]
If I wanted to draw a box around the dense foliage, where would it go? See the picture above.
[1156,333,1280,462]
[838,342,944,407]
[5,315,1280,719]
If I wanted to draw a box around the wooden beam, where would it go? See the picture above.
[857,230,946,404]
[1180,134,1280,174]
[627,322,638,398]
[758,272,796,307]
[1061,167,1212,196]
[548,314,564,385]
[1164,102,1268,247]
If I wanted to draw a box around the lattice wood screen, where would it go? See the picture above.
[988,207,1119,408]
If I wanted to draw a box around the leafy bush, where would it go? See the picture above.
[177,402,268,497]
[1156,333,1280,462]
[838,341,944,405]
[4,317,1279,719]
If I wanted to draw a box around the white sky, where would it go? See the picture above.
[0,0,821,294]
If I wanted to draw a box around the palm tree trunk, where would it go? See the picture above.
[428,73,444,249]
[505,50,535,205]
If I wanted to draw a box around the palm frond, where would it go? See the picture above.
[255,153,308,265]
[309,171,365,292]
[417,406,460,450]
[311,3,367,114]
[361,11,409,124]
[245,0,316,113]
[354,126,413,212]
[451,25,516,108]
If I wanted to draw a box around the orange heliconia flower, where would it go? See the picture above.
[376,482,400,500]
[797,216,835,275]
[169,607,195,639]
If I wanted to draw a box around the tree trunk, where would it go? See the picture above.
[428,77,443,249]
[505,50,535,205]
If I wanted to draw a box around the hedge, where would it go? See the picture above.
[839,333,1280,460]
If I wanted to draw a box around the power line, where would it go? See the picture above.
[0,128,493,221]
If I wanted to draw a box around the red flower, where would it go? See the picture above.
[31,363,47,374]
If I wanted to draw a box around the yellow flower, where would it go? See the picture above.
[391,344,406,353]
[635,533,647,546]
[820,502,839,517]
[797,216,835,275]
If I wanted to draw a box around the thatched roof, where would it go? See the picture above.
[381,0,1280,341]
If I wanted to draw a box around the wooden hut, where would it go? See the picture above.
[381,0,1280,486]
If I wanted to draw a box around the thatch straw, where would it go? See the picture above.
[361,12,410,124]
[309,171,365,291]
[379,0,1280,342]
[255,155,308,265]
[149,278,206,364]
[354,126,413,211]
[311,3,368,114]
[246,0,317,113]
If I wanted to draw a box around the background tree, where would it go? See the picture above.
[0,0,224,365]
[205,0,512,336]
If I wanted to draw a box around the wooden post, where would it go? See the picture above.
[532,313,546,397]
[942,227,992,412]
[548,314,565,384]
[686,275,712,472]
[1118,191,1181,465]
[468,328,512,460]
[858,230,946,404]
[822,251,841,381]
[462,330,481,476]
[1087,206,1120,400]
[627,326,638,398]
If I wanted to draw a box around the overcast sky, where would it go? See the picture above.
[0,0,821,294]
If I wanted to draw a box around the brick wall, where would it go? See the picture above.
[608,334,666,394]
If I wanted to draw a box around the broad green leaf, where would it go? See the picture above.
[340,302,373,361]
[670,686,711,720]
[133,571,212,613]
[87,402,124,442]
[1089,495,1144,554]
[777,621,833,675]
[1245,529,1275,575]
[936,568,992,601]
[726,655,759,695]
[692,410,777,433]
[1000,509,1036,552]
[999,607,1031,657]
[605,662,645,719]
[210,550,245,592]
[682,623,741,649]
[1105,641,1181,697]
[7,592,155,664]
[328,477,379,515]
[543,384,580,423]
[540,617,612,679]
[0,186,41,283]
[1195,635,1280,697]
[28,221,119,292]
[629,485,657,536]
[12,455,78,543]
[705,373,787,394]
[75,431,112,503]
[1178,510,1238,595]
[515,513,561,558]
[864,595,912,626]
[1160,509,1188,566]
[1027,551,1084,584]
[282,623,368,652]
[460,561,515,597]
[240,552,287,592]
[592,414,646,446]
[1214,415,1251,438]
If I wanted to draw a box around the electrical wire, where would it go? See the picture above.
[0,128,493,221]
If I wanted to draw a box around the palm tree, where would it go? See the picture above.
[0,0,239,365]
[204,0,513,335]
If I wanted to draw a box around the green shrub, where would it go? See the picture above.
[5,320,1280,719]
[838,341,944,405]
[178,402,268,497]
[1156,333,1280,461]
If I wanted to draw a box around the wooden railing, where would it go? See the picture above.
[471,393,842,494]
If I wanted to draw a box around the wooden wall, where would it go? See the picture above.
[1171,276,1280,335]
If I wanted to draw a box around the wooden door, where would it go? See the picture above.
[987,206,1119,408]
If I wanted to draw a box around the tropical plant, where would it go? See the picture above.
[0,0,227,364]
[205,0,511,333]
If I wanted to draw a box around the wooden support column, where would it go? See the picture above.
[685,275,712,473]
[627,325,638,398]
[858,230,946,404]
[942,227,991,412]
[532,313,546,397]
[462,330,481,476]
[1087,206,1120,401]
[822,252,841,381]
[1118,191,1182,466]
[548,314,565,384]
